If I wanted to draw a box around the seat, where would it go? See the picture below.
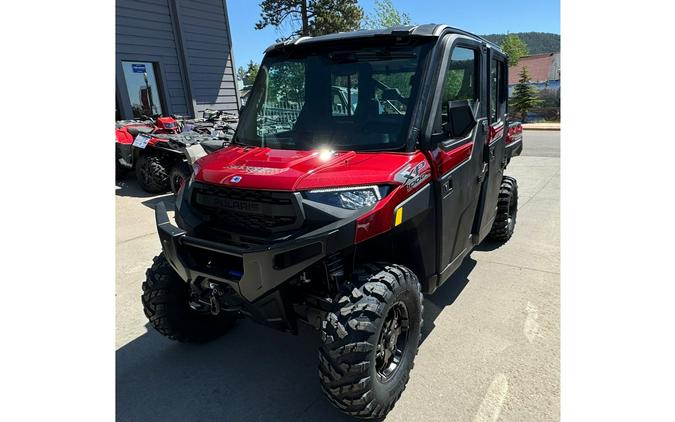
[201,139,228,153]
[126,126,154,137]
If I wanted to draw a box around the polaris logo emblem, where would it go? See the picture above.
[230,175,242,183]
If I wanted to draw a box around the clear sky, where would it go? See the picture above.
[227,0,560,71]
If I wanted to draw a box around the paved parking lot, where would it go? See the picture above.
[116,130,560,421]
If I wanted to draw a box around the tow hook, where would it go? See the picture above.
[209,282,222,316]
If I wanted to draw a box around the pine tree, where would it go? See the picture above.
[255,0,363,40]
[500,33,528,66]
[237,61,260,90]
[510,67,541,123]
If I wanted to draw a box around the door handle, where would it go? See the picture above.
[441,178,453,198]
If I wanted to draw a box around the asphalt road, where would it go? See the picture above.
[116,130,560,421]
[519,130,560,158]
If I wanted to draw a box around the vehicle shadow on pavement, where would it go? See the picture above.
[116,259,478,422]
[473,239,505,252]
[116,321,355,422]
[421,256,477,343]
[115,176,173,201]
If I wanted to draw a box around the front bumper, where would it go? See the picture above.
[155,201,355,303]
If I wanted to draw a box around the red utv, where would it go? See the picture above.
[142,25,521,419]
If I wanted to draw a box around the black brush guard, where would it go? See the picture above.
[155,202,356,303]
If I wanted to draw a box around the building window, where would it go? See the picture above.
[121,61,163,118]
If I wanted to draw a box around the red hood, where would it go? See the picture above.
[194,146,420,191]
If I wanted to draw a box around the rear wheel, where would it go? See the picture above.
[141,254,237,343]
[169,162,192,194]
[488,175,518,241]
[319,263,423,419]
[135,154,169,193]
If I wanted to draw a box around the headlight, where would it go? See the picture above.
[304,185,386,210]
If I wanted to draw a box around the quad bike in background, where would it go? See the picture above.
[115,115,181,180]
[115,119,153,178]
[181,109,239,136]
[116,113,238,193]
[151,131,234,194]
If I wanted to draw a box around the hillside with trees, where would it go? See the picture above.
[482,32,560,54]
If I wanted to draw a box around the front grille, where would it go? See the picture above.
[191,183,302,234]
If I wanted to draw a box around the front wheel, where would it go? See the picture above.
[319,263,423,419]
[142,254,237,343]
[135,154,169,193]
[169,161,192,195]
[115,160,129,180]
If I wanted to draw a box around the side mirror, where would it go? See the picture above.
[446,100,477,139]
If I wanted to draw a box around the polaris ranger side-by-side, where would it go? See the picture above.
[142,25,520,419]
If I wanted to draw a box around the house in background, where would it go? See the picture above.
[116,0,240,120]
[508,52,560,95]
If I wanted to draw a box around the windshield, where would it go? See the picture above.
[235,39,434,152]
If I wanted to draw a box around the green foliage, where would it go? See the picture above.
[266,61,305,103]
[237,61,260,86]
[362,0,412,29]
[312,0,364,35]
[510,67,542,123]
[255,0,363,40]
[499,33,528,66]
[482,32,560,55]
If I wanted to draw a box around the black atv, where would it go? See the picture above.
[119,112,238,194]
[150,132,233,194]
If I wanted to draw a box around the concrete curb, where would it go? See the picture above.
[522,124,561,131]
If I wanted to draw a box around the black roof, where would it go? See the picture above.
[264,24,502,54]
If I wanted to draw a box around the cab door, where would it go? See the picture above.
[425,35,488,286]
[476,50,508,240]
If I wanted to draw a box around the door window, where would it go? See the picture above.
[121,61,163,118]
[439,46,479,131]
[331,73,358,116]
[490,58,506,122]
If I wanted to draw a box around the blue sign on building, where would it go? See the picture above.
[131,64,146,73]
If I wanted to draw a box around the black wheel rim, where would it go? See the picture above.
[375,301,410,381]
